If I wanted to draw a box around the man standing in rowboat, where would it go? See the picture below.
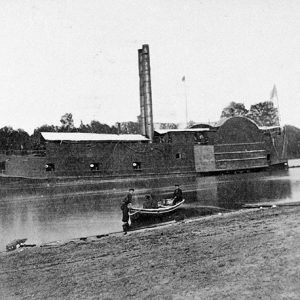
[120,188,134,235]
[172,184,183,205]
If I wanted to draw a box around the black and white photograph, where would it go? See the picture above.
[0,0,299,299]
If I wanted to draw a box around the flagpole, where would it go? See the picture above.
[182,76,188,127]
[276,92,281,126]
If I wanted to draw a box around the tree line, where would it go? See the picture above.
[0,113,140,152]
[0,113,180,152]
[0,101,299,157]
[220,101,279,127]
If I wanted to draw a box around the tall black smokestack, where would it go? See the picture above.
[141,44,154,142]
[138,49,146,136]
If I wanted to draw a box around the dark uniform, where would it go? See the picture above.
[172,185,183,205]
[121,190,134,234]
[143,195,158,209]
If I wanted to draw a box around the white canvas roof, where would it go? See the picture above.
[41,132,149,142]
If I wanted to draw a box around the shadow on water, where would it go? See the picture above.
[1,167,300,250]
[193,169,293,210]
[130,168,295,230]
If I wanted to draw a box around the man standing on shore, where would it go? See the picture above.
[120,188,134,234]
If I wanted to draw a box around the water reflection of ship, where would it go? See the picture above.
[0,44,288,179]
[194,171,292,209]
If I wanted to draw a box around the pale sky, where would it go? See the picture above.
[0,0,300,134]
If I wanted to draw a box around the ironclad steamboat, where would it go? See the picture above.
[0,45,287,179]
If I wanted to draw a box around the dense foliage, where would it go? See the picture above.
[247,102,279,126]
[220,102,249,118]
[0,127,32,152]
[285,125,300,158]
[0,113,142,152]
[159,123,178,129]
[220,101,279,126]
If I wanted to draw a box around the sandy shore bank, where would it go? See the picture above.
[0,206,299,299]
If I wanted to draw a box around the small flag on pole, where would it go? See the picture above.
[182,76,185,82]
[270,84,277,100]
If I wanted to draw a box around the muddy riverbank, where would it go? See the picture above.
[0,206,299,299]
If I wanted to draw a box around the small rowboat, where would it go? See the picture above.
[129,199,185,216]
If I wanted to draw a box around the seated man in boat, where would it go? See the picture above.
[143,194,158,209]
[172,184,183,205]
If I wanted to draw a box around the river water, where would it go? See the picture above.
[1,163,300,251]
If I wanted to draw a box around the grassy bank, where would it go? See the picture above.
[0,206,299,299]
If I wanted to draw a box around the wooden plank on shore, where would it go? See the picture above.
[243,202,300,209]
